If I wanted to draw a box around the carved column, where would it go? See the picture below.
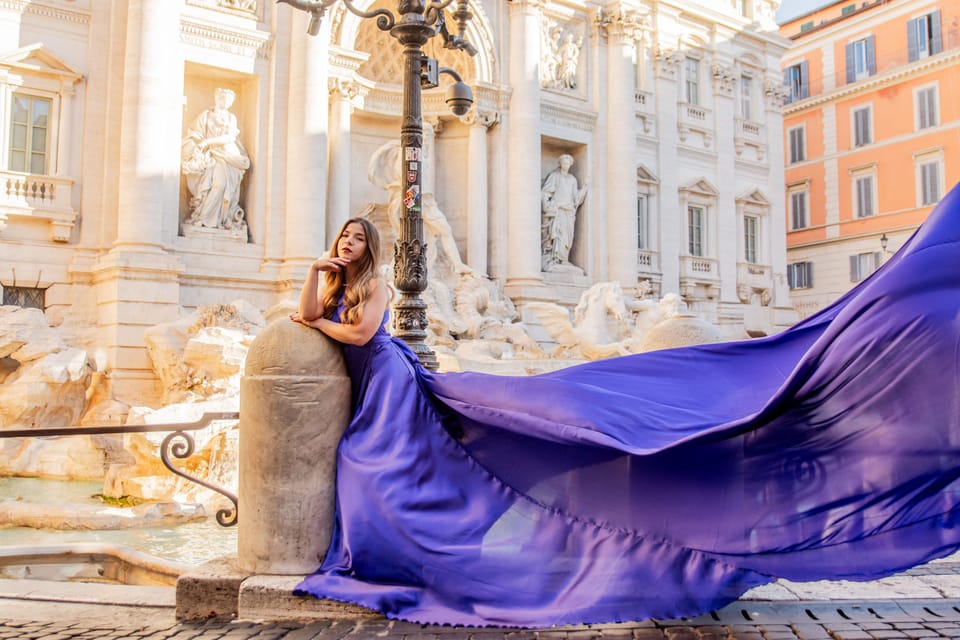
[505,0,545,296]
[94,0,184,402]
[464,108,498,274]
[597,7,646,292]
[327,78,357,241]
[654,46,683,296]
[116,0,182,248]
[283,14,329,270]
[712,62,738,304]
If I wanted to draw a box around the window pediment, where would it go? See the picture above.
[0,43,82,86]
[679,177,719,198]
[736,188,770,207]
[636,163,659,184]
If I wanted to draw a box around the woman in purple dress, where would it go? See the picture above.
[291,187,960,628]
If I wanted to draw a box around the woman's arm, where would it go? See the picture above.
[297,256,350,321]
[301,279,390,347]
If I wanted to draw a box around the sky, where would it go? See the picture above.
[775,0,832,24]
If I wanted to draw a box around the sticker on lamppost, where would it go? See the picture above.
[404,185,421,211]
[404,147,421,161]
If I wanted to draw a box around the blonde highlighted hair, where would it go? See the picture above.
[320,217,386,325]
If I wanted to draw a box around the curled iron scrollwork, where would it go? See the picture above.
[160,430,239,527]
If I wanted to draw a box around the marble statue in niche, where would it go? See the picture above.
[540,153,587,272]
[181,88,250,236]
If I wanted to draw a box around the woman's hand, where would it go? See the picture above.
[290,311,323,330]
[312,256,350,273]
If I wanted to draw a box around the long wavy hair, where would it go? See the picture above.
[320,217,384,325]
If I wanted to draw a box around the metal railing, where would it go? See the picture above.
[0,412,240,527]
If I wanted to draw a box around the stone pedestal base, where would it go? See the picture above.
[180,222,248,242]
[175,555,383,623]
[176,555,247,621]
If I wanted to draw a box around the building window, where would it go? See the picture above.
[787,262,813,289]
[853,106,872,147]
[637,194,649,250]
[9,93,51,174]
[688,205,705,257]
[743,215,758,264]
[854,173,875,218]
[841,4,856,16]
[790,188,808,230]
[908,11,942,62]
[784,61,809,103]
[684,57,700,105]
[845,36,876,83]
[740,75,752,121]
[1,286,45,309]
[849,251,881,283]
[916,85,938,130]
[916,155,943,207]
[788,126,806,164]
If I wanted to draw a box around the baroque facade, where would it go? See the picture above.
[0,0,792,402]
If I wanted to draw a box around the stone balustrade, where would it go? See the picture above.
[0,171,78,242]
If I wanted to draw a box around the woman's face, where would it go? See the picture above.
[337,222,368,262]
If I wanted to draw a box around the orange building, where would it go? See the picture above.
[780,0,960,318]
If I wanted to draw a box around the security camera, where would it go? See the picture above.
[446,80,473,117]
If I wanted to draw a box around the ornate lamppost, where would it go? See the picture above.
[279,0,477,369]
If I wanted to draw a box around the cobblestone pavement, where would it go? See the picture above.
[5,599,960,640]
[4,560,960,639]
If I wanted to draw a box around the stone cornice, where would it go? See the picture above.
[180,18,273,60]
[785,48,960,115]
[328,45,368,77]
[0,0,90,25]
[540,100,597,132]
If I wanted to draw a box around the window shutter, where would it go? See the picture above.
[799,60,809,98]
[845,42,855,84]
[867,36,876,76]
[872,252,882,271]
[907,18,919,62]
[850,255,859,282]
[804,262,813,287]
[931,10,942,55]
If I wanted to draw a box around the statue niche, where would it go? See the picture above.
[181,87,250,240]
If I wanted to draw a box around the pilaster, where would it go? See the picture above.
[282,13,330,281]
[97,0,185,403]
[327,78,358,241]
[463,107,499,274]
[505,0,546,298]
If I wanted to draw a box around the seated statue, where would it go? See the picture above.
[182,88,250,233]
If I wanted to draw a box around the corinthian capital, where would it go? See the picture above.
[594,6,649,41]
[328,78,360,100]
[463,106,500,128]
[507,0,547,15]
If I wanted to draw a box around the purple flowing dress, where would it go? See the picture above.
[295,184,960,627]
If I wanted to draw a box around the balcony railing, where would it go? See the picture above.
[737,261,772,288]
[679,255,719,280]
[637,250,660,274]
[677,102,713,145]
[1,171,78,242]
[736,118,763,140]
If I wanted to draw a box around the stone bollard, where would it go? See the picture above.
[237,318,351,574]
